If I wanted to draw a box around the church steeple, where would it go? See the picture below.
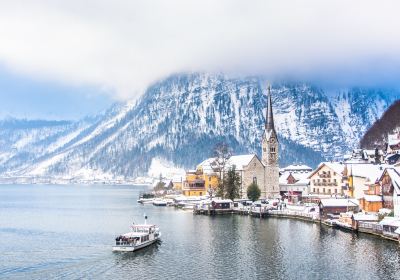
[265,85,275,133]
[261,83,279,199]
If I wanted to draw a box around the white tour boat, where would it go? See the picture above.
[113,219,161,252]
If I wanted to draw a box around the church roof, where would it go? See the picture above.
[265,86,274,131]
[227,154,260,171]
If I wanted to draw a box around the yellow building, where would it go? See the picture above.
[182,160,220,197]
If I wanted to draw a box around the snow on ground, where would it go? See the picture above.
[147,158,185,179]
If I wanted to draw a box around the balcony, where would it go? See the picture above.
[319,173,331,178]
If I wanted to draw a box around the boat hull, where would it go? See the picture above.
[112,238,158,252]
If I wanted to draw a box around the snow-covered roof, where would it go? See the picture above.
[348,163,387,182]
[386,168,400,194]
[197,154,259,173]
[279,171,311,185]
[363,149,384,156]
[282,164,312,172]
[352,213,379,221]
[362,195,382,202]
[379,217,400,227]
[212,199,233,203]
[197,157,219,174]
[226,154,258,171]
[320,198,359,207]
[308,162,344,179]
[388,133,400,146]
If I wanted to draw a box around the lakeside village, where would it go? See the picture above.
[141,87,400,243]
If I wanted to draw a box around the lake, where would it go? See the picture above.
[1,184,400,280]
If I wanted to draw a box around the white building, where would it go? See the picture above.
[279,164,312,198]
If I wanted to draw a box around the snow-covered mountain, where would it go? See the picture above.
[0,73,398,182]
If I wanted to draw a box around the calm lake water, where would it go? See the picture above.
[1,184,400,280]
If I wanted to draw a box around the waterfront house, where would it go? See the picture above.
[319,198,359,219]
[308,162,344,197]
[379,217,400,239]
[378,168,400,217]
[279,164,312,203]
[351,212,379,231]
[182,170,207,197]
[182,159,221,197]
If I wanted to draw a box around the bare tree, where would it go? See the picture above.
[212,142,232,198]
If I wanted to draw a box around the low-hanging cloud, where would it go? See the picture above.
[0,0,399,100]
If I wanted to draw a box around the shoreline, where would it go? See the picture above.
[193,207,400,243]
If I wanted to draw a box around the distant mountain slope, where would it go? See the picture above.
[360,100,400,149]
[0,73,399,181]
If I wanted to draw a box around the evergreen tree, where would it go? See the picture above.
[224,165,241,201]
[216,181,225,198]
[247,182,261,202]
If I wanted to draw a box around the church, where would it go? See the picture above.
[191,85,280,199]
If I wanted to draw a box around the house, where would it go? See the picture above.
[351,213,379,231]
[379,217,400,239]
[343,163,386,199]
[358,195,383,213]
[319,198,359,219]
[182,170,206,196]
[387,132,400,154]
[362,149,384,164]
[344,148,384,164]
[378,168,400,217]
[182,159,220,197]
[279,164,312,203]
[308,162,344,197]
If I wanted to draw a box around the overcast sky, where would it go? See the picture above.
[0,0,399,119]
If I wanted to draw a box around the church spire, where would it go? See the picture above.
[265,84,275,132]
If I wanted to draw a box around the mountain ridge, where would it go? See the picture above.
[0,73,399,182]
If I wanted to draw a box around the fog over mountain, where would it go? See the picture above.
[0,73,398,182]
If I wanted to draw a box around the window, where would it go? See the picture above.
[323,188,325,193]
[313,188,316,193]
[253,177,257,184]
[335,189,337,194]
[199,192,202,196]
[209,177,211,181]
